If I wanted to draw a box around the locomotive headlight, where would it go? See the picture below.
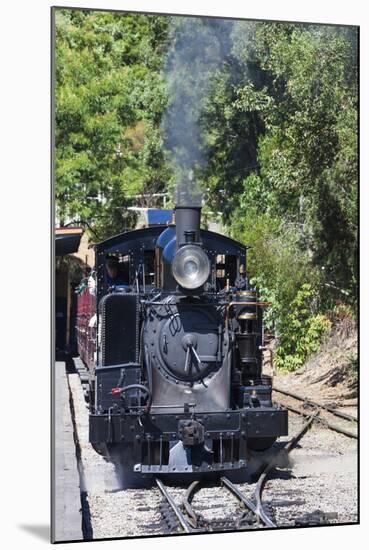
[172,245,210,289]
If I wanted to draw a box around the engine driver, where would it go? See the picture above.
[105,256,128,287]
[234,264,249,290]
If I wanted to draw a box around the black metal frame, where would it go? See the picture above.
[89,407,288,473]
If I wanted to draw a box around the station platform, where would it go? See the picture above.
[52,361,83,542]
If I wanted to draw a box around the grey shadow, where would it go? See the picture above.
[18,524,50,542]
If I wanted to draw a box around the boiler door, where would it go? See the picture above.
[157,309,219,382]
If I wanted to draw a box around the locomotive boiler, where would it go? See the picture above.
[77,200,288,484]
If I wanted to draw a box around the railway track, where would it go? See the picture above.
[155,412,319,534]
[273,386,357,439]
[156,476,273,533]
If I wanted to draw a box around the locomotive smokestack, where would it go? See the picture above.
[174,171,202,247]
[175,204,201,247]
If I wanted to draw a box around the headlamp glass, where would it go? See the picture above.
[172,245,210,289]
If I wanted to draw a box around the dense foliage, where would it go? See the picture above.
[55,9,171,238]
[55,10,358,370]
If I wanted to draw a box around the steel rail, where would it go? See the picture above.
[221,411,319,528]
[252,412,317,528]
[155,478,193,533]
[279,403,357,439]
[273,386,357,422]
[157,414,320,534]
[221,476,276,528]
[182,480,201,529]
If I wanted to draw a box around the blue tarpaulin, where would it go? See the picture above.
[146,209,173,226]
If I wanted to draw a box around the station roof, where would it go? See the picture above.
[55,227,83,256]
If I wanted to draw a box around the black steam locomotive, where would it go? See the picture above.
[78,203,287,483]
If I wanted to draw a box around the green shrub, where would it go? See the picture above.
[275,284,331,371]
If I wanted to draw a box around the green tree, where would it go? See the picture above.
[226,23,358,305]
[203,21,357,369]
[55,9,170,239]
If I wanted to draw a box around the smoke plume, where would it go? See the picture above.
[161,17,234,206]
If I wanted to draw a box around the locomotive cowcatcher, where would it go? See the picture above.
[76,201,288,484]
